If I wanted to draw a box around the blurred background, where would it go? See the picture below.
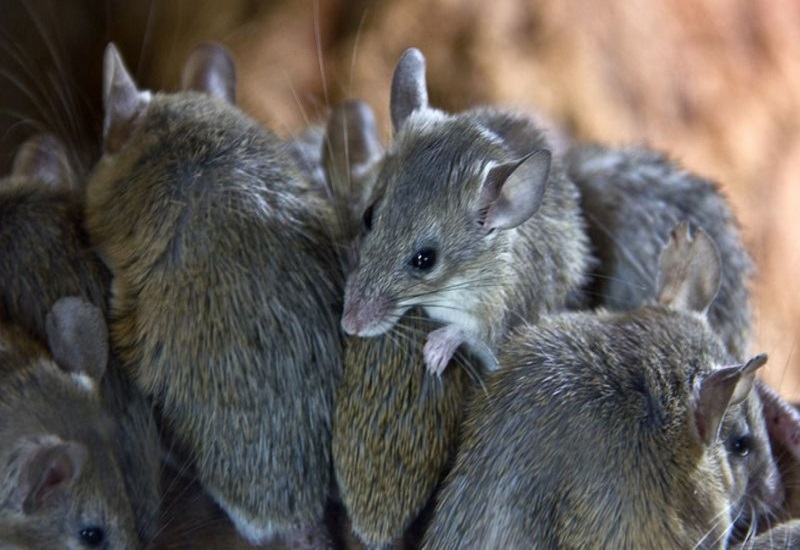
[2,0,799,397]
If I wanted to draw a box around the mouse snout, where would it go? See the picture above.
[341,288,392,337]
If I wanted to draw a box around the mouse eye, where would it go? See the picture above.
[80,527,105,547]
[362,204,375,231]
[729,434,752,458]
[409,247,437,272]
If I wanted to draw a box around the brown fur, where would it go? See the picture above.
[85,46,342,543]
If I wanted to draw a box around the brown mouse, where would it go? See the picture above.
[84,42,342,546]
[0,297,137,549]
[422,223,782,549]
[315,99,479,549]
[0,133,162,545]
[339,47,591,376]
[565,143,753,360]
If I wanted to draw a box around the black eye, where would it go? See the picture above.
[409,247,437,271]
[80,527,105,547]
[729,434,752,458]
[362,204,374,231]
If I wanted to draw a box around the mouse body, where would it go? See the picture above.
[0,134,162,545]
[0,298,138,549]
[319,99,479,549]
[339,48,590,375]
[566,143,753,360]
[422,224,781,549]
[84,43,342,545]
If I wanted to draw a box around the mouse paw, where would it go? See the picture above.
[424,326,465,376]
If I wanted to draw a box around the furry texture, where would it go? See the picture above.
[85,88,342,540]
[567,143,753,360]
[0,137,162,545]
[0,320,137,549]
[333,308,476,548]
[423,306,776,549]
[342,102,590,364]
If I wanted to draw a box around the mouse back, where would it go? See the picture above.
[333,308,478,548]
[566,143,753,360]
[0,134,109,340]
[86,42,342,544]
[423,225,770,549]
[0,298,137,549]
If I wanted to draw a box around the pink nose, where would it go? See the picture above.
[340,291,390,336]
[341,303,362,335]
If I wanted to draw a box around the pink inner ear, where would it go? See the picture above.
[20,442,85,515]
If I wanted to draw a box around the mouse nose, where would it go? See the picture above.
[341,302,363,335]
[341,291,391,336]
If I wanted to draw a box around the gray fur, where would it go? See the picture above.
[566,143,753,360]
[0,318,137,549]
[323,99,478,548]
[341,50,590,374]
[0,134,162,545]
[85,43,342,544]
[423,228,779,549]
[342,97,591,371]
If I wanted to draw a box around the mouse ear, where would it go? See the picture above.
[181,42,236,104]
[323,100,384,225]
[757,379,800,514]
[11,134,74,189]
[656,222,721,314]
[6,436,87,515]
[103,43,150,155]
[693,354,767,446]
[45,297,109,383]
[476,149,551,232]
[390,48,429,135]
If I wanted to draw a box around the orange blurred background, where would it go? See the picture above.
[3,0,799,397]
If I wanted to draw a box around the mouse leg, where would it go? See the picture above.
[423,325,465,376]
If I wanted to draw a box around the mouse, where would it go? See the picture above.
[321,99,482,549]
[421,223,784,549]
[0,297,137,549]
[83,42,343,546]
[565,142,753,360]
[0,133,163,546]
[339,47,591,376]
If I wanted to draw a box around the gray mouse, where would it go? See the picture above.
[0,297,137,549]
[339,47,591,375]
[0,133,162,545]
[84,42,342,546]
[322,99,481,549]
[565,142,753,360]
[422,223,783,549]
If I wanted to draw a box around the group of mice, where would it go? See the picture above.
[2,40,800,549]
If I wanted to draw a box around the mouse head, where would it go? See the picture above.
[87,42,242,269]
[101,41,235,155]
[644,223,771,545]
[341,48,552,336]
[0,297,137,549]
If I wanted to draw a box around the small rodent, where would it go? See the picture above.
[756,380,800,520]
[565,143,753,360]
[84,43,342,545]
[0,133,162,545]
[422,224,782,549]
[339,47,590,375]
[323,100,480,549]
[0,297,137,549]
